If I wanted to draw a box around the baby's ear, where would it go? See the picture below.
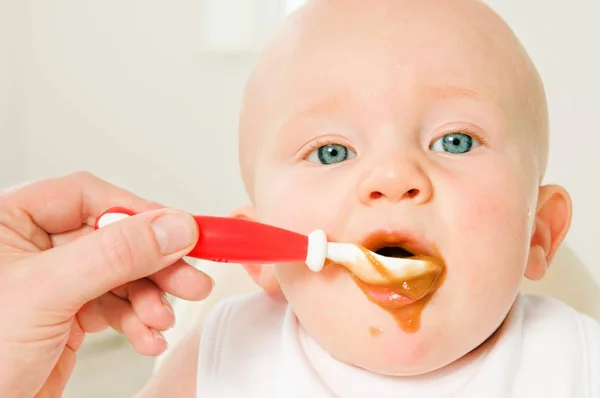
[230,206,282,297]
[525,185,572,281]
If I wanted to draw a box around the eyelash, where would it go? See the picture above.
[430,127,488,147]
[299,138,356,159]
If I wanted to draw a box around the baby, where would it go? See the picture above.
[141,0,600,396]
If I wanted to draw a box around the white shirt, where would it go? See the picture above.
[196,292,600,397]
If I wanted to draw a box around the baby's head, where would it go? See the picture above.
[233,0,572,375]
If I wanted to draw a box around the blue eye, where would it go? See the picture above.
[306,143,357,165]
[430,132,480,154]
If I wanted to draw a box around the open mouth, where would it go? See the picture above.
[354,230,443,307]
[361,230,434,260]
[373,245,415,259]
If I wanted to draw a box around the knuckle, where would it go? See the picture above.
[0,180,34,197]
[0,207,45,251]
[69,171,98,183]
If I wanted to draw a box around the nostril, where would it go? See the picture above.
[406,189,419,198]
[370,191,383,200]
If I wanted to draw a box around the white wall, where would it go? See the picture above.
[0,0,23,188]
[1,1,599,277]
[16,0,257,215]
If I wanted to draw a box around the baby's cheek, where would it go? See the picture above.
[445,170,531,239]
[440,178,530,287]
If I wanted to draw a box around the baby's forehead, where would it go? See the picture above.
[254,6,531,123]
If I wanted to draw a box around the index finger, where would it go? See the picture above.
[0,172,163,234]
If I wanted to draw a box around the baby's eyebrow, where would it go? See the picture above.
[426,85,484,101]
[288,93,350,118]
[425,84,507,117]
[290,86,491,117]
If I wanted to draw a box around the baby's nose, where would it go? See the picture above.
[358,158,433,205]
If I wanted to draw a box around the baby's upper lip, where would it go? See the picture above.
[359,229,438,258]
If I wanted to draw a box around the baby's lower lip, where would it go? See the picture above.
[358,283,417,309]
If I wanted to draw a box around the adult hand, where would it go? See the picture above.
[0,172,213,398]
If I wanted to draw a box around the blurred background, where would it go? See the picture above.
[0,0,599,396]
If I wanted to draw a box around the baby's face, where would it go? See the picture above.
[239,1,558,375]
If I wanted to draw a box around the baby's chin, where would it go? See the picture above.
[278,264,493,376]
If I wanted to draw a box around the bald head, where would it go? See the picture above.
[239,0,549,198]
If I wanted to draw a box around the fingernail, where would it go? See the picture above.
[161,294,176,327]
[161,293,174,314]
[151,212,197,255]
[152,328,167,344]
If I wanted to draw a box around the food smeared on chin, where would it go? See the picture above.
[370,325,384,336]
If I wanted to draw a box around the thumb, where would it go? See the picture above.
[22,209,198,310]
